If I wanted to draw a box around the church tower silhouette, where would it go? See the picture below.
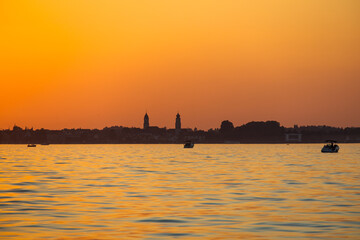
[175,113,181,130]
[143,113,149,129]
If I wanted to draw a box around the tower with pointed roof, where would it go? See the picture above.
[175,113,181,130]
[143,113,149,129]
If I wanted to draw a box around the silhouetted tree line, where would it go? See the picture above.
[0,121,359,144]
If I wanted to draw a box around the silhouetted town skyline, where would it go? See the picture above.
[142,112,183,131]
[1,112,360,144]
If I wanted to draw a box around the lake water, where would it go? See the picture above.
[0,144,359,239]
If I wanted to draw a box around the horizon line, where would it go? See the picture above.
[3,121,359,131]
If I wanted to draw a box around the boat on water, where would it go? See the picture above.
[27,144,36,147]
[184,141,194,148]
[321,140,339,153]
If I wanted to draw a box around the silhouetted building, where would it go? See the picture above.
[175,113,181,130]
[285,125,302,142]
[143,113,149,129]
[285,133,302,142]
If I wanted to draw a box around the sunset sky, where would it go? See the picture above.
[1,0,359,130]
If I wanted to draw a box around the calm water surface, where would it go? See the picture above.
[0,144,359,239]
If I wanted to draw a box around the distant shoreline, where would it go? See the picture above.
[2,121,360,144]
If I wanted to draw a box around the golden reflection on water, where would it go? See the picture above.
[0,144,360,239]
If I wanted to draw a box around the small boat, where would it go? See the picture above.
[27,144,36,147]
[184,141,194,148]
[321,140,339,153]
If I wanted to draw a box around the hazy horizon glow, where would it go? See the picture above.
[1,0,359,130]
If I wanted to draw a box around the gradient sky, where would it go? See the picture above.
[1,0,359,130]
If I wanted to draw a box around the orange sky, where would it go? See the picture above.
[1,0,359,130]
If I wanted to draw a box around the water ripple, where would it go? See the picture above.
[0,144,359,239]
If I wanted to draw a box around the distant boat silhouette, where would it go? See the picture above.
[27,144,36,147]
[184,141,194,148]
[321,140,339,153]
